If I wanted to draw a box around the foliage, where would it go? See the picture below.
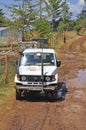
[77,3,86,28]
[6,0,36,41]
[75,3,86,34]
[1,0,86,40]
[57,19,75,33]
[57,21,67,32]
[32,19,51,38]
[68,20,76,31]
[0,9,6,26]
[3,0,73,35]
[46,0,69,31]
[74,22,83,35]
[61,1,72,22]
[55,0,72,32]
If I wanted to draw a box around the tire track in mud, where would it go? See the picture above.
[7,101,51,130]
[33,103,50,130]
[7,99,65,130]
[7,100,25,130]
[40,102,63,130]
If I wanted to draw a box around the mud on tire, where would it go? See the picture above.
[16,90,22,100]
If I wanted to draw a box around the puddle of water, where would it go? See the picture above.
[77,69,86,100]
[67,69,86,89]
[76,69,86,88]
[67,69,86,100]
[77,69,86,82]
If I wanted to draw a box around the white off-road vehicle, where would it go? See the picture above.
[15,45,67,100]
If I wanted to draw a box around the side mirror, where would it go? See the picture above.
[56,60,61,67]
[19,51,24,56]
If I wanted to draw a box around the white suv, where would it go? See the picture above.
[14,48,67,101]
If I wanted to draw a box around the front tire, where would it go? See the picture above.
[16,90,22,100]
[47,89,58,101]
[52,90,58,101]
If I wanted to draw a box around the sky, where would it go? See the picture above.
[67,0,85,19]
[0,0,85,20]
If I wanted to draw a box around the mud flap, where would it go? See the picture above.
[57,82,67,100]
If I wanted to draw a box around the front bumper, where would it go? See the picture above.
[15,85,57,91]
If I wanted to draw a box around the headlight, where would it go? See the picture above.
[21,76,27,81]
[17,74,20,80]
[45,76,51,82]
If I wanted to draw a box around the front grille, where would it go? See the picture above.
[28,76,42,82]
[20,75,42,82]
[20,75,52,82]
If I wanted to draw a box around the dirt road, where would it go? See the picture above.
[0,52,86,130]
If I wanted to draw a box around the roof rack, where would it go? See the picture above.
[21,38,49,48]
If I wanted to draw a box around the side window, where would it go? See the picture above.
[43,53,55,65]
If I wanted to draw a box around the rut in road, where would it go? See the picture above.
[8,98,67,130]
[8,100,50,130]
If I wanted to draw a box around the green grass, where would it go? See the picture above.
[0,86,14,103]
[0,61,16,103]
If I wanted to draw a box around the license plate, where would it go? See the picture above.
[28,87,42,90]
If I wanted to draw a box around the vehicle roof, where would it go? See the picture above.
[23,48,56,53]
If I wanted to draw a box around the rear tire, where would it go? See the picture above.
[57,82,67,101]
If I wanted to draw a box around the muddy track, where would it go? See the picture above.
[69,35,86,52]
[8,101,51,130]
[2,55,85,130]
[0,51,86,130]
[7,85,86,130]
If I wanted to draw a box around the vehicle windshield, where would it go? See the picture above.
[20,52,55,66]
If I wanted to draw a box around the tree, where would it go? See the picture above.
[57,0,72,31]
[32,19,51,38]
[58,21,67,32]
[61,0,72,23]
[68,20,76,31]
[34,0,67,31]
[47,0,66,31]
[5,0,72,39]
[6,0,35,41]
[74,22,82,35]
[44,0,72,32]
[34,0,48,20]
[0,9,5,26]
